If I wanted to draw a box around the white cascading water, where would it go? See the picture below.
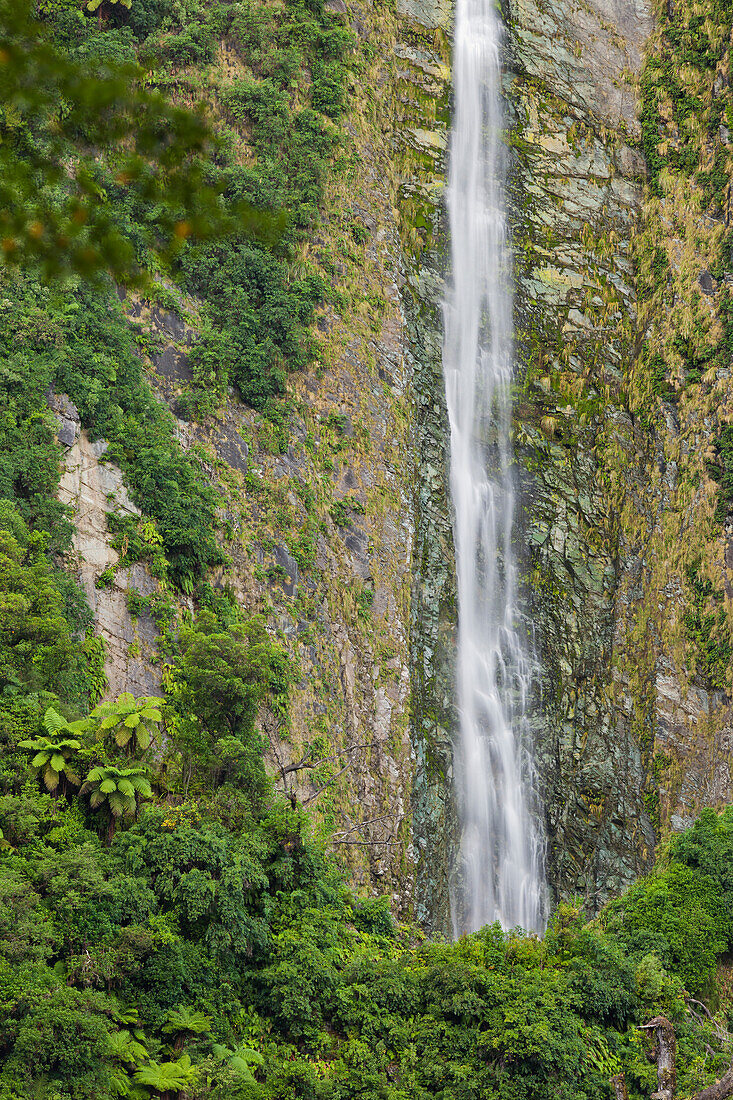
[443,0,546,935]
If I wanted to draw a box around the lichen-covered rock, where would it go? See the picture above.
[507,0,656,906]
[394,0,458,934]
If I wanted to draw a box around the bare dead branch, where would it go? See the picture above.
[686,998,732,1046]
[278,741,387,780]
[328,837,395,847]
[301,761,353,806]
[332,815,390,839]
[279,748,316,777]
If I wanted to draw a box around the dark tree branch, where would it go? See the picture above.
[279,741,386,779]
[328,837,395,847]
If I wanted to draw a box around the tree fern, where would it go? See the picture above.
[134,1054,197,1094]
[80,764,152,841]
[91,694,164,755]
[19,732,83,792]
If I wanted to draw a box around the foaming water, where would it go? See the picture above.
[443,0,546,935]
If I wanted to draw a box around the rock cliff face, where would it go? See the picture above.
[51,392,162,701]
[508,0,733,908]
[56,0,426,920]
[609,0,733,850]
[507,0,657,906]
[395,0,457,931]
[56,0,733,925]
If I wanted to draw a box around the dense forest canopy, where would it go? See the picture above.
[1,0,733,1098]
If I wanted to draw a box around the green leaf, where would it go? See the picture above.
[44,766,60,792]
[108,792,130,817]
[43,707,68,736]
[99,778,117,794]
[129,776,152,798]
[136,729,152,750]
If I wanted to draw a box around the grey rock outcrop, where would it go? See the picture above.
[56,405,161,700]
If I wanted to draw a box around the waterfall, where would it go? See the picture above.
[443,0,546,935]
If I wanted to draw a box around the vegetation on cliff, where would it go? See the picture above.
[630,0,733,696]
[3,630,733,1100]
[3,2,733,1099]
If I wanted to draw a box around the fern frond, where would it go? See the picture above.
[109,792,131,817]
[43,707,68,735]
[44,766,60,791]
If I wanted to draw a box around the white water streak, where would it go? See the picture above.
[443,0,545,935]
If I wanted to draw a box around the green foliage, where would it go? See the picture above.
[211,1041,263,1083]
[134,1053,197,1094]
[0,269,224,592]
[92,692,164,754]
[604,807,733,996]
[180,244,325,409]
[170,0,353,411]
[681,562,732,689]
[6,2,733,1099]
[163,1004,213,1042]
[707,422,733,524]
[6,985,120,1097]
[0,500,99,705]
[88,0,132,13]
[0,0,240,282]
[80,763,152,837]
[19,729,83,792]
[166,611,292,802]
[1,759,733,1100]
